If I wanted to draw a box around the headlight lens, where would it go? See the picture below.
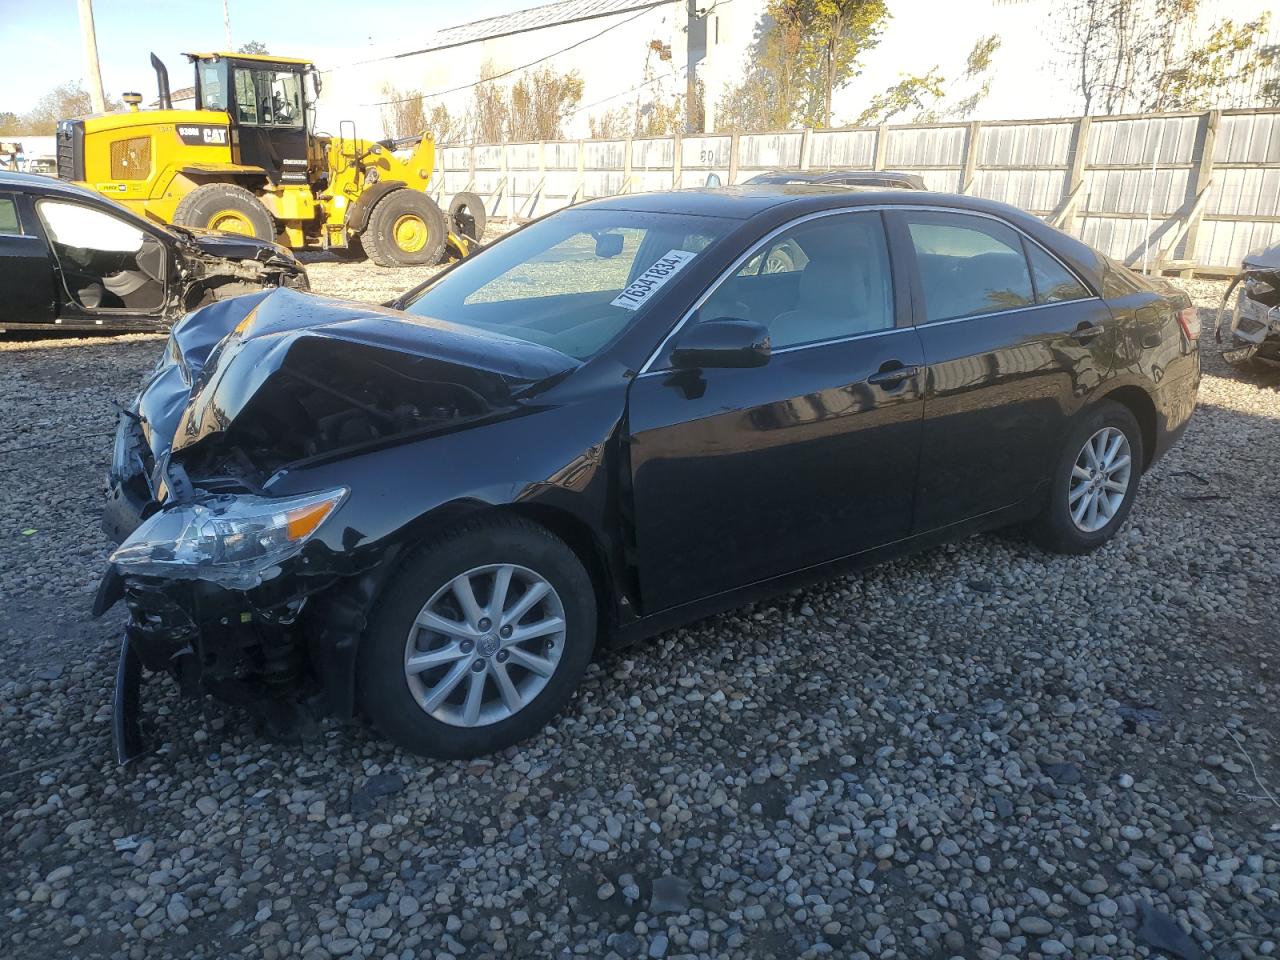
[110,487,347,588]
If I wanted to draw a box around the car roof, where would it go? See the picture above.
[577,184,1000,220]
[579,184,908,219]
[0,171,108,201]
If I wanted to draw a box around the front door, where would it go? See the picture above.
[229,62,309,184]
[891,209,1116,532]
[0,193,56,324]
[626,210,926,613]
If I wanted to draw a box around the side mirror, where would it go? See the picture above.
[670,319,770,369]
[704,173,723,187]
[594,232,624,258]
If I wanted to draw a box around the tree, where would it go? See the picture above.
[853,69,945,126]
[1,82,122,135]
[715,0,888,131]
[1156,15,1280,110]
[506,66,584,141]
[853,33,999,125]
[1056,0,1279,114]
[237,41,269,55]
[469,64,584,143]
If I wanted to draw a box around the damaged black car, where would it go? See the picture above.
[98,186,1199,761]
[0,171,305,333]
[1217,242,1280,370]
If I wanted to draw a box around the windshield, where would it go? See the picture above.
[401,209,733,360]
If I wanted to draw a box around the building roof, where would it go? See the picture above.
[392,0,667,58]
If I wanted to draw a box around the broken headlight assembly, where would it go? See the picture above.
[109,488,347,589]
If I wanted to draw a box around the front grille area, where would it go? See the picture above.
[110,136,151,180]
[55,120,84,181]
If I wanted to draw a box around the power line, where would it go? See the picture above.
[361,6,664,108]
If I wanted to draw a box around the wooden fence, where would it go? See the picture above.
[427,108,1280,275]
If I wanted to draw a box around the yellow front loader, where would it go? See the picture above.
[57,52,481,267]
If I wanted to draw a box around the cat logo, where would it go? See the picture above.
[176,125,228,147]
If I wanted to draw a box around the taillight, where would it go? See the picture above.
[1176,306,1200,341]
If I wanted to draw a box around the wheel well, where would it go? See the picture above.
[501,503,617,640]
[1098,385,1157,468]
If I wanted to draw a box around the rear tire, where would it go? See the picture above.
[357,517,596,759]
[448,191,487,242]
[362,190,447,267]
[1029,400,1144,555]
[173,183,275,241]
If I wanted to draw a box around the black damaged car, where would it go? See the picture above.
[0,172,306,333]
[98,185,1200,760]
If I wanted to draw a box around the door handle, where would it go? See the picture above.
[1072,322,1104,343]
[867,363,919,387]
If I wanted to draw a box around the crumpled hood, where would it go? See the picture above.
[134,287,577,469]
[177,227,300,266]
[1243,242,1280,275]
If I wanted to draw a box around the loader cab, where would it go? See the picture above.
[189,53,315,186]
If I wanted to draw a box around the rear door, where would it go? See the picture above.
[0,192,56,325]
[626,210,926,612]
[891,209,1111,532]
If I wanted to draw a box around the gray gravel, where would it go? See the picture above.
[2,274,1279,960]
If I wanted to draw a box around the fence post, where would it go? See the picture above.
[575,139,585,204]
[1181,110,1219,278]
[1063,115,1092,238]
[873,124,889,170]
[623,137,633,195]
[961,120,982,194]
[799,127,812,171]
[535,141,546,218]
[672,134,682,188]
[728,132,740,184]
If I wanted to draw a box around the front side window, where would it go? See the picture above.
[233,67,302,127]
[906,213,1034,323]
[701,211,894,349]
[0,196,20,235]
[402,209,731,360]
[38,199,144,252]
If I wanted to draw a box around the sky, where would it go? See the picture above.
[0,0,539,113]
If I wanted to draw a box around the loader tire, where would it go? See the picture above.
[448,191,487,242]
[363,190,447,267]
[173,183,275,241]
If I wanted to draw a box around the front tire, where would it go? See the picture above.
[1030,400,1144,555]
[173,183,275,241]
[357,517,596,759]
[362,190,447,267]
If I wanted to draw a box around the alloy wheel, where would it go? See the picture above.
[1069,426,1133,533]
[403,564,566,727]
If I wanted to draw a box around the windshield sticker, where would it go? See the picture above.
[611,249,698,310]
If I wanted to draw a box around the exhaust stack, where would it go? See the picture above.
[150,53,172,110]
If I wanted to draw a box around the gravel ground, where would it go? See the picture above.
[2,273,1279,960]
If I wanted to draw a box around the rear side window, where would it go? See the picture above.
[0,196,20,235]
[905,214,1034,322]
[1026,241,1089,304]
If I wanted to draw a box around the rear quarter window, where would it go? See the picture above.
[0,196,20,235]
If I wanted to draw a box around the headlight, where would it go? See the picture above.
[110,487,347,588]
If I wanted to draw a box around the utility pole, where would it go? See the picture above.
[76,0,107,114]
[222,0,233,50]
[686,0,701,133]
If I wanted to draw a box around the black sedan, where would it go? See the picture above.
[0,172,306,333]
[98,185,1200,760]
